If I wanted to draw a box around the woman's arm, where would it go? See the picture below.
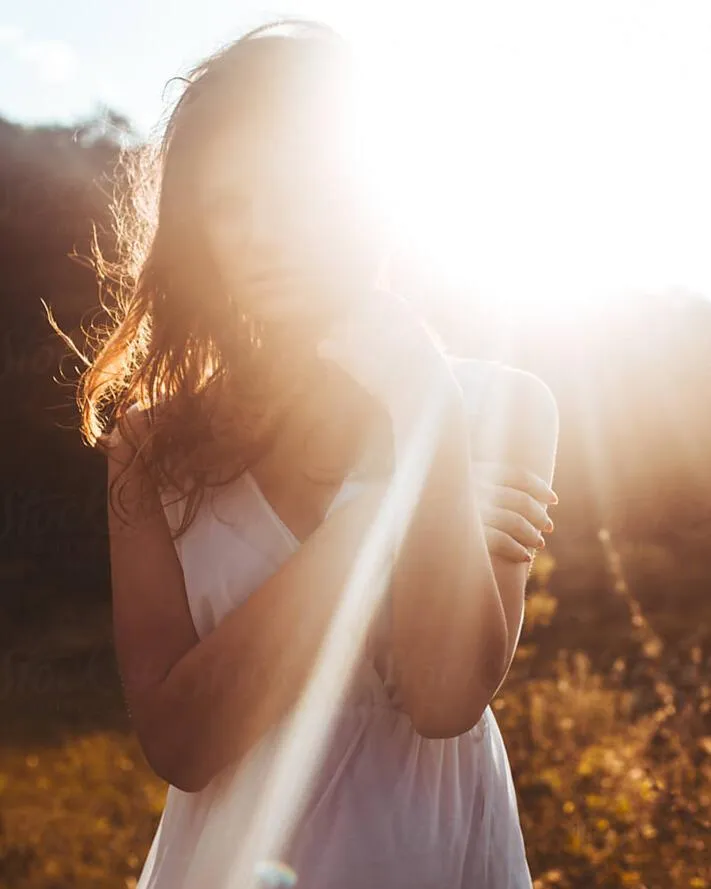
[108,406,391,794]
[466,368,560,688]
[386,366,559,738]
[385,382,509,739]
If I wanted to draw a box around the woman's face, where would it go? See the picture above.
[195,85,383,331]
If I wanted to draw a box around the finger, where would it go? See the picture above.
[480,463,558,505]
[486,506,545,549]
[484,526,534,563]
[489,487,555,533]
[508,467,558,505]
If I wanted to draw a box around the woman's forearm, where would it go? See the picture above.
[153,482,391,792]
[387,388,509,739]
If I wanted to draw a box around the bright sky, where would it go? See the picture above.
[2,0,711,310]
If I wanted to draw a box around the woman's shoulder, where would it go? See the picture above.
[446,354,504,378]
[446,353,530,381]
[96,402,152,451]
[447,354,558,418]
[445,355,506,413]
[96,400,178,462]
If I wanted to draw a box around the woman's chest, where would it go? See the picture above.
[247,385,393,543]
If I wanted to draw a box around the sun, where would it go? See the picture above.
[337,11,711,321]
[344,34,610,319]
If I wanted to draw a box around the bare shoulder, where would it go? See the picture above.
[448,355,558,427]
[492,364,559,426]
[448,355,559,476]
[97,402,161,460]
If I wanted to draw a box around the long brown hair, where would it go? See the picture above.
[46,17,373,541]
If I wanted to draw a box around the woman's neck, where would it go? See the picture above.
[264,359,370,485]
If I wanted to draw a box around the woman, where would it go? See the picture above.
[64,17,560,889]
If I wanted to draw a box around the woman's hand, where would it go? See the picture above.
[471,461,558,562]
[317,288,461,465]
[317,288,456,402]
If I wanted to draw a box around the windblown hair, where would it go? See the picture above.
[46,17,358,541]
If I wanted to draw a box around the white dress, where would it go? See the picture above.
[134,357,533,889]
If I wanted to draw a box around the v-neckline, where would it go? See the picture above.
[242,357,495,551]
[244,467,361,551]
[244,468,302,550]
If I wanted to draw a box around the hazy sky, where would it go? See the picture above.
[2,0,711,306]
[0,0,288,131]
[0,0,397,133]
